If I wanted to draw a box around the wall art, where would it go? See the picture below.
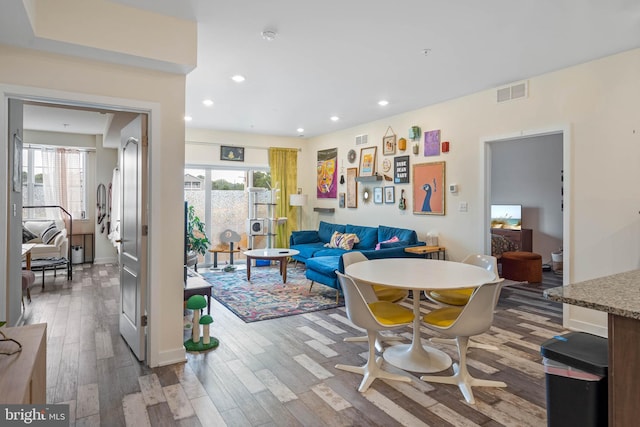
[384,186,395,204]
[394,155,409,184]
[346,167,358,208]
[359,146,377,177]
[412,161,445,215]
[220,145,244,161]
[317,147,338,198]
[424,130,441,157]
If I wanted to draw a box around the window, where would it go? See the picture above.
[22,146,88,219]
[184,167,270,266]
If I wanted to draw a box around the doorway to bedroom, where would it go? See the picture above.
[485,129,568,289]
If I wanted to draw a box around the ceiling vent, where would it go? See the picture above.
[355,134,368,145]
[497,81,528,103]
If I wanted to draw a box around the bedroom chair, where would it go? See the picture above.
[420,279,506,404]
[426,254,500,350]
[334,272,414,392]
[341,252,409,351]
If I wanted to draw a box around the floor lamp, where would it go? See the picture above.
[289,194,308,230]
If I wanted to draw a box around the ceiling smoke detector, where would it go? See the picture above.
[261,30,277,41]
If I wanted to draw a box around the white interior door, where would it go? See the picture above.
[119,114,148,361]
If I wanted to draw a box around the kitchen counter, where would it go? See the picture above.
[544,269,640,319]
[544,269,640,427]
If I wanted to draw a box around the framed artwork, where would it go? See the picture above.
[384,186,395,204]
[12,132,22,192]
[359,146,377,177]
[383,135,396,155]
[220,145,244,161]
[374,187,383,204]
[424,130,441,157]
[346,167,358,208]
[412,161,445,215]
[394,155,409,184]
[339,192,346,208]
[317,148,337,198]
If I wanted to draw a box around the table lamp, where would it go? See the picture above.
[289,194,308,230]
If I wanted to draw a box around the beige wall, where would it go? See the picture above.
[305,47,640,335]
[0,44,186,366]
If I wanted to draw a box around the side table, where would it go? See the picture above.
[404,245,446,260]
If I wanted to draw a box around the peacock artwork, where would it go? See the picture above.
[412,162,446,215]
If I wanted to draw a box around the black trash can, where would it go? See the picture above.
[540,332,608,427]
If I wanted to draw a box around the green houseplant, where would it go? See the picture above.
[186,205,210,257]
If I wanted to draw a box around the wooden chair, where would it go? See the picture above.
[334,272,414,392]
[420,279,506,404]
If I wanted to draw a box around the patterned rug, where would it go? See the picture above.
[200,266,343,323]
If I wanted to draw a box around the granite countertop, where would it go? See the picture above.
[544,269,640,320]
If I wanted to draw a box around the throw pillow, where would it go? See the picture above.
[22,226,38,243]
[375,236,399,250]
[324,231,360,250]
[41,224,62,245]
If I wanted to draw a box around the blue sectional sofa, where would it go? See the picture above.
[289,221,426,292]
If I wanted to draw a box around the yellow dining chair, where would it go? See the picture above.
[420,279,506,404]
[334,272,414,392]
[426,254,500,350]
[341,252,409,351]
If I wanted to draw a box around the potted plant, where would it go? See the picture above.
[186,205,210,263]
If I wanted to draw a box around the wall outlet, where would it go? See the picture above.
[459,201,468,212]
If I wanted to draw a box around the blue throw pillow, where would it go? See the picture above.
[378,225,417,245]
[318,221,346,243]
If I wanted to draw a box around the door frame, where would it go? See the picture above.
[1,84,157,362]
[481,125,573,327]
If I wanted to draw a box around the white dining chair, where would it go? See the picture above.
[427,254,500,351]
[334,272,414,392]
[420,279,507,404]
[341,252,408,351]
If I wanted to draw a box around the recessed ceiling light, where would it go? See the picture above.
[330,116,340,122]
[261,30,277,41]
[202,99,214,106]
[378,100,389,106]
[231,75,245,83]
[184,116,192,122]
[296,128,304,133]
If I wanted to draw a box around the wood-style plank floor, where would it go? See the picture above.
[19,263,566,426]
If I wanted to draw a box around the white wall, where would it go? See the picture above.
[491,134,564,263]
[0,44,187,366]
[305,48,640,335]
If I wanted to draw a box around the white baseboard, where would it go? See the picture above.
[154,347,187,367]
[563,318,608,338]
[93,257,117,265]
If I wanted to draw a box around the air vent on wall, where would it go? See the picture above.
[355,134,368,145]
[496,81,528,103]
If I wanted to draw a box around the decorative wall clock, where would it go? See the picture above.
[347,149,356,163]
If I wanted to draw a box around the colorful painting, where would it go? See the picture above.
[424,130,441,157]
[412,162,445,215]
[317,148,337,198]
[359,147,377,177]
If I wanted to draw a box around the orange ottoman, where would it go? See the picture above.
[501,251,543,283]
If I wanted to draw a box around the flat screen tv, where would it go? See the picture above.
[491,204,522,230]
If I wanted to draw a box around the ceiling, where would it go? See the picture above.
[7,0,640,138]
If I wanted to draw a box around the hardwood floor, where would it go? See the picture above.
[19,264,566,426]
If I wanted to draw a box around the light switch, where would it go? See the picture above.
[459,201,468,212]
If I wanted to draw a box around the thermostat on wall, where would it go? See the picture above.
[449,184,458,193]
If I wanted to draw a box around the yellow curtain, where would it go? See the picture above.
[268,148,298,248]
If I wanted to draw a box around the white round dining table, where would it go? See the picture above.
[345,258,494,373]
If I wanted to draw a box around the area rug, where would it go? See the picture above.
[200,266,343,323]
